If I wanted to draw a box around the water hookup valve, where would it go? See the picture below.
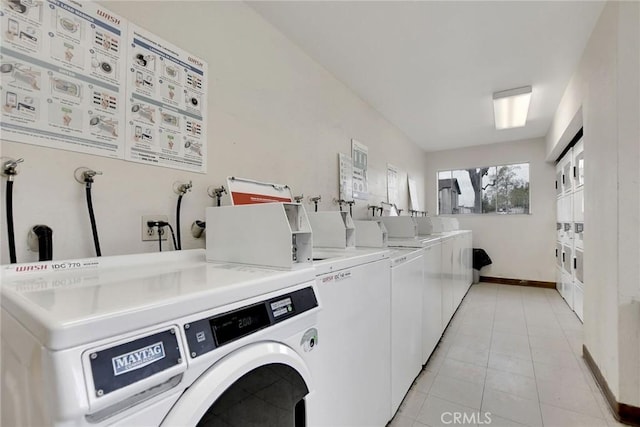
[308,195,321,212]
[2,157,24,180]
[207,185,227,207]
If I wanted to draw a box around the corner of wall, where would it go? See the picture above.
[616,0,640,407]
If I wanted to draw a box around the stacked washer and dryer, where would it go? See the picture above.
[555,134,585,321]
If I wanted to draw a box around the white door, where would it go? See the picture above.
[555,166,563,198]
[560,151,573,195]
[556,242,563,270]
[573,138,584,190]
[573,189,584,250]
[562,244,573,277]
[562,271,574,310]
[574,282,584,322]
[557,195,573,244]
[162,343,313,427]
[574,248,584,285]
[573,248,584,322]
[556,266,563,295]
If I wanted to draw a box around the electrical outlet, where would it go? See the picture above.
[142,215,168,241]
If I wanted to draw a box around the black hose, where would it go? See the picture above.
[176,194,183,250]
[33,225,53,261]
[85,183,102,256]
[166,223,178,251]
[6,180,16,263]
[158,226,162,252]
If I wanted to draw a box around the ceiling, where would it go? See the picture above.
[249,1,605,152]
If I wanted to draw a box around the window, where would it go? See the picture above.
[438,163,530,215]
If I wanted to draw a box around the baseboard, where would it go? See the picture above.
[583,344,640,426]
[479,276,556,289]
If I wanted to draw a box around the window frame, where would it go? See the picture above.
[436,162,531,216]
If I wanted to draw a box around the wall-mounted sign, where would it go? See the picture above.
[351,139,368,200]
[408,176,420,211]
[338,152,353,201]
[387,163,399,206]
[124,24,207,173]
[0,0,208,173]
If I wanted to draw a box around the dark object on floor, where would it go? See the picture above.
[472,248,492,284]
[473,248,492,269]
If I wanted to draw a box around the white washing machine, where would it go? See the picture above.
[380,216,444,363]
[413,218,471,331]
[449,230,473,310]
[209,180,393,425]
[440,233,455,329]
[306,211,392,426]
[1,250,321,427]
[308,247,392,427]
[390,238,443,364]
[388,247,424,415]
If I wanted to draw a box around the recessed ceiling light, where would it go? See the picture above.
[493,86,532,130]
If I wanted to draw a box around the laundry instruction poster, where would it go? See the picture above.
[0,1,208,172]
[124,24,207,173]
[387,163,399,206]
[338,152,353,201]
[351,139,368,200]
[0,0,127,158]
[408,176,420,211]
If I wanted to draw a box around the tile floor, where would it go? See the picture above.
[389,283,626,427]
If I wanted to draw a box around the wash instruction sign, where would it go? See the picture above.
[124,24,207,172]
[0,0,208,173]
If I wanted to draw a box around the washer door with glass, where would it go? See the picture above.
[162,342,312,427]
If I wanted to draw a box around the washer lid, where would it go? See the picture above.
[312,247,390,276]
[387,235,442,248]
[227,176,293,205]
[387,247,423,265]
[1,250,315,350]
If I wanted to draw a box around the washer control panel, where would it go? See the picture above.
[183,286,318,358]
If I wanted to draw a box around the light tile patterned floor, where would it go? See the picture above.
[389,283,626,427]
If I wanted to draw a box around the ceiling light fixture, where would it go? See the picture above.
[493,86,532,130]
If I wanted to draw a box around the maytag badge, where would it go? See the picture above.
[111,342,166,376]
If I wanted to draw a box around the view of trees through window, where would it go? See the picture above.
[438,163,530,214]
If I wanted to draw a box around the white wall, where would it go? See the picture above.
[424,137,556,282]
[0,1,427,263]
[546,1,640,407]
